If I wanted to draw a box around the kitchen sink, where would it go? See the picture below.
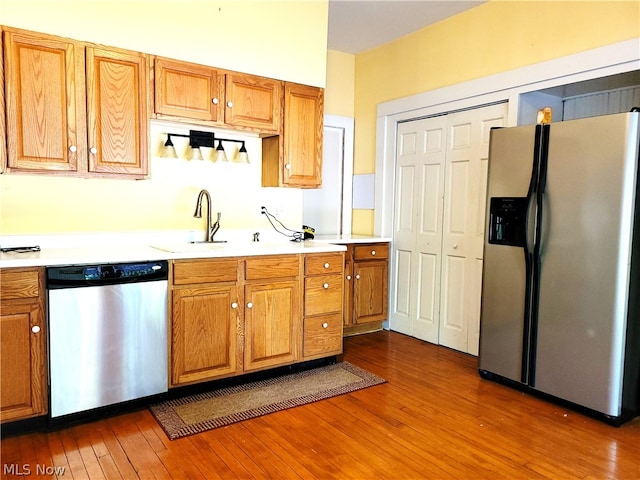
[150,241,228,253]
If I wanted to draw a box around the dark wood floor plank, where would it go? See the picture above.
[2,331,639,480]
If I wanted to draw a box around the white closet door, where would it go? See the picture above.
[439,104,506,354]
[391,116,446,342]
[390,102,506,355]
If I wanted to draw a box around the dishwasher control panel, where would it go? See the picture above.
[47,261,168,288]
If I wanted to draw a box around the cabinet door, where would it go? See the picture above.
[86,47,148,176]
[353,261,389,325]
[225,73,282,133]
[172,284,239,385]
[4,31,86,172]
[244,280,301,371]
[282,83,323,187]
[343,253,354,327]
[0,302,46,422]
[155,58,221,122]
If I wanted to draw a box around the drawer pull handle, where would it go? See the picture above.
[31,325,41,334]
[323,283,329,289]
[231,302,238,309]
[324,262,330,269]
[322,322,328,329]
[247,302,253,309]
[371,250,376,256]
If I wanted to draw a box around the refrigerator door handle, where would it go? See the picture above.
[528,123,551,387]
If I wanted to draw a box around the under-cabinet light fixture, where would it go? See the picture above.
[164,130,249,163]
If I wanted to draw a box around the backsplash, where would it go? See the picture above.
[0,120,303,238]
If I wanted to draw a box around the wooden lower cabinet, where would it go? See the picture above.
[244,280,301,371]
[171,284,240,385]
[171,259,241,386]
[170,253,344,387]
[342,243,390,336]
[0,268,47,422]
[303,252,344,359]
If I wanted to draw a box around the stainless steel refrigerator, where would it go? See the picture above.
[478,111,640,425]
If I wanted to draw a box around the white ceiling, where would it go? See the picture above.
[328,0,486,54]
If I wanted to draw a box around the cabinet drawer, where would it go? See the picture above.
[303,313,343,358]
[353,244,389,261]
[305,252,344,275]
[245,255,300,280]
[305,274,343,316]
[0,269,41,300]
[173,258,238,285]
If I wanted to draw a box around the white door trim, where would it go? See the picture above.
[324,114,354,235]
[374,38,640,238]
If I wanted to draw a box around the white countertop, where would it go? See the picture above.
[0,231,392,269]
[313,234,392,244]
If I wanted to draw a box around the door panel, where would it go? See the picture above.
[391,117,446,342]
[439,105,507,353]
[392,103,507,354]
[4,32,85,172]
[86,47,148,175]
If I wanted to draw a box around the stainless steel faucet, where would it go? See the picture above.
[193,189,222,242]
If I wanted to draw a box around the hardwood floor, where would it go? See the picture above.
[2,331,639,479]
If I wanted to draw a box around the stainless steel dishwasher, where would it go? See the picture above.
[47,261,169,418]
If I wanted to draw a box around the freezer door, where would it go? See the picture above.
[534,113,640,416]
[479,125,538,383]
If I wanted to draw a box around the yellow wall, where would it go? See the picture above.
[325,50,355,117]
[0,0,328,86]
[349,0,639,234]
[0,0,328,235]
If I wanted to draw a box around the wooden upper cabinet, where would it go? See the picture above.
[225,73,282,133]
[262,83,323,188]
[1,32,7,173]
[154,57,221,122]
[283,83,323,187]
[3,28,148,177]
[86,47,148,176]
[4,31,86,173]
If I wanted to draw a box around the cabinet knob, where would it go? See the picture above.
[324,262,330,269]
[227,101,233,108]
[247,302,253,309]
[90,147,97,155]
[212,97,219,105]
[323,283,329,289]
[322,322,328,329]
[452,243,458,249]
[285,163,291,170]
[69,145,77,153]
[371,250,376,256]
[31,325,41,334]
[346,275,351,281]
[231,302,238,309]
[355,274,361,280]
